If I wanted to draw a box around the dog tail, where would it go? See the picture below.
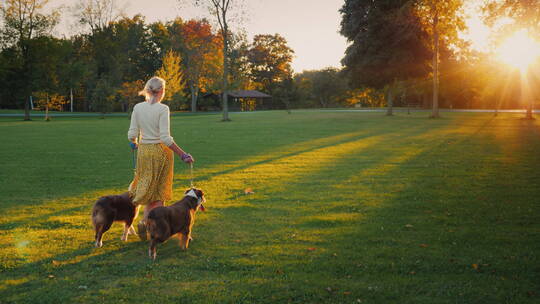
[92,206,105,227]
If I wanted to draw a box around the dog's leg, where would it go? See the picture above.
[179,233,189,250]
[149,240,157,260]
[128,225,136,235]
[121,224,130,241]
[95,225,103,248]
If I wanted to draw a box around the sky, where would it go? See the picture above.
[51,0,349,74]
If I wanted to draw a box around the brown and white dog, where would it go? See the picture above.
[146,188,206,260]
[91,192,139,247]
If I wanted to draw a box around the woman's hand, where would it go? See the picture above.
[181,153,194,163]
[129,142,138,150]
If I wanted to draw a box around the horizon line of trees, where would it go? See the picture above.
[1,0,539,118]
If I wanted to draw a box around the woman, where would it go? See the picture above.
[127,76,194,240]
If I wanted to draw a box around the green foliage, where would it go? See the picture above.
[247,34,294,93]
[0,0,60,111]
[484,0,540,37]
[294,68,348,108]
[91,77,115,116]
[339,0,431,88]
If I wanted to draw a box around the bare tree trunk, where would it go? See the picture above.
[70,88,74,112]
[24,96,31,121]
[525,81,534,119]
[190,84,198,113]
[221,8,230,121]
[386,87,393,116]
[431,9,440,118]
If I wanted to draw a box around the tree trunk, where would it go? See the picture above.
[221,12,230,121]
[190,84,198,113]
[70,88,74,112]
[525,82,534,119]
[24,96,31,121]
[386,87,394,116]
[431,9,440,118]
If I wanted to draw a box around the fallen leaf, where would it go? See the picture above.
[409,271,416,275]
[326,287,332,292]
[404,224,414,228]
[78,285,88,289]
[244,188,254,194]
[234,239,241,243]
[48,275,55,279]
[307,247,317,251]
[357,299,363,303]
[332,253,338,257]
[276,269,284,274]
[419,244,429,248]
[52,260,60,266]
[472,264,479,270]
[343,291,351,295]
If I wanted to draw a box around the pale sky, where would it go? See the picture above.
[51,0,348,74]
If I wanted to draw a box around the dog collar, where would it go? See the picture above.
[186,189,202,205]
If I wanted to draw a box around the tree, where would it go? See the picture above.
[73,0,124,32]
[484,0,540,119]
[294,68,348,108]
[156,50,185,109]
[118,79,144,116]
[0,0,59,120]
[180,19,223,112]
[340,0,431,116]
[415,0,465,118]
[182,0,245,121]
[272,77,291,113]
[247,34,294,94]
[92,77,115,118]
[32,92,68,121]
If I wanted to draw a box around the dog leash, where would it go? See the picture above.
[190,162,194,188]
[132,149,137,170]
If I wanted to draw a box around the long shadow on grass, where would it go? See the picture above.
[0,121,406,232]
[0,117,446,303]
[3,114,491,303]
[218,115,540,303]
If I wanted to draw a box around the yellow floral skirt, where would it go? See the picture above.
[128,143,173,206]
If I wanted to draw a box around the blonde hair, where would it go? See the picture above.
[139,76,166,104]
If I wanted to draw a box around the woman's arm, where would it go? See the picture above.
[127,106,139,144]
[159,106,194,163]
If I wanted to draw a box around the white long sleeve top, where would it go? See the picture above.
[127,101,175,146]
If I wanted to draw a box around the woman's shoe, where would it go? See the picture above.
[137,221,147,241]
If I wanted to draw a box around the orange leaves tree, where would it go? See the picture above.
[179,0,246,121]
[32,92,68,121]
[246,34,294,94]
[180,19,223,112]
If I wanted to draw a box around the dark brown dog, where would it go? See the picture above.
[146,188,205,260]
[91,192,139,247]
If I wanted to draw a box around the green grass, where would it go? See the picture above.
[0,111,539,303]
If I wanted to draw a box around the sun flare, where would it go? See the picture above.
[496,29,540,71]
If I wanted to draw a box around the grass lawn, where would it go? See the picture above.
[0,111,539,303]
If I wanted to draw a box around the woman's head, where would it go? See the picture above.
[139,76,166,104]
